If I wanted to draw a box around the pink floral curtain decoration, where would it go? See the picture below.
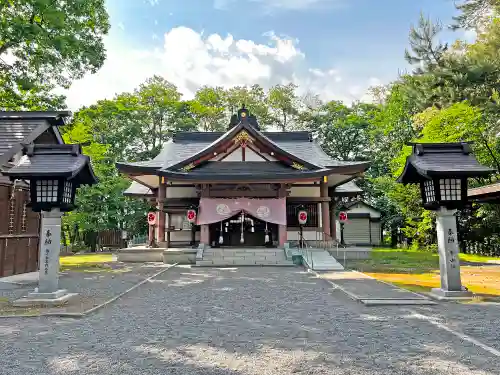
[197,198,286,225]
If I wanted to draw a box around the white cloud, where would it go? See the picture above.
[62,27,379,110]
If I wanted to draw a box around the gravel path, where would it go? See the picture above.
[0,266,499,374]
[0,262,166,314]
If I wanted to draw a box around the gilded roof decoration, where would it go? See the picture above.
[181,162,196,172]
[233,130,253,146]
[291,162,306,170]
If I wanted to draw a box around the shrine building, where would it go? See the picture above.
[116,106,371,260]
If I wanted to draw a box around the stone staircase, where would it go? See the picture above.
[300,249,344,271]
[196,247,294,267]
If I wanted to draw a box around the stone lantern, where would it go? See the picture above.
[4,144,97,306]
[397,142,494,300]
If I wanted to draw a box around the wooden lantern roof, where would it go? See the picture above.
[3,144,98,186]
[397,142,495,184]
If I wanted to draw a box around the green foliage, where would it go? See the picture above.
[0,0,109,88]
[405,13,448,73]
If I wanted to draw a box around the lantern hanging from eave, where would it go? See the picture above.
[186,208,197,223]
[297,208,308,226]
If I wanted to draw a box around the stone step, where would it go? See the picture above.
[204,250,281,255]
[209,255,285,261]
[196,260,294,267]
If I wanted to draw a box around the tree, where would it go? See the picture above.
[224,85,270,127]
[307,101,371,161]
[451,0,500,31]
[266,83,302,131]
[62,116,151,250]
[404,13,448,73]
[72,76,197,162]
[188,86,226,132]
[0,79,65,110]
[0,0,110,89]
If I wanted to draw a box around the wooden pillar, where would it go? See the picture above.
[330,199,337,240]
[148,224,154,247]
[320,179,331,237]
[157,178,166,244]
[278,183,287,247]
[166,212,171,248]
[201,224,210,245]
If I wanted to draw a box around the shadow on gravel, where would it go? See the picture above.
[0,266,499,375]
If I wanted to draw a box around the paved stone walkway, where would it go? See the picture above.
[0,266,499,374]
[319,270,436,305]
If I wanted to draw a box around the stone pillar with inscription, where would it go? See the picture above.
[13,209,78,307]
[430,207,473,299]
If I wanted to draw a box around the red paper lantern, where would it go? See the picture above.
[147,212,156,225]
[298,210,308,225]
[186,209,197,223]
[339,211,348,223]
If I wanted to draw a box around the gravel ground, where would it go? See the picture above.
[0,266,499,374]
[0,262,166,315]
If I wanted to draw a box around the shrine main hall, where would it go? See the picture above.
[116,106,372,259]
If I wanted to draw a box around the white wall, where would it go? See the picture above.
[166,186,197,198]
[169,230,200,242]
[221,147,242,161]
[215,146,277,162]
[135,175,158,188]
[287,231,323,241]
[289,185,320,197]
[165,213,200,243]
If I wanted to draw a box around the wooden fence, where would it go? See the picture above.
[0,185,40,277]
[97,230,126,250]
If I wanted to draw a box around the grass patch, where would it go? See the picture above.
[348,248,500,301]
[59,253,121,272]
[60,253,114,266]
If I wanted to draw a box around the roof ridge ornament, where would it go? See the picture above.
[227,104,261,131]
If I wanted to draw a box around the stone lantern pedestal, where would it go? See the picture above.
[430,208,473,300]
[12,209,78,307]
[4,143,98,308]
[397,142,495,301]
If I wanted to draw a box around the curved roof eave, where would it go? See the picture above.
[115,162,160,176]
[157,168,338,182]
[167,121,322,171]
[326,162,371,176]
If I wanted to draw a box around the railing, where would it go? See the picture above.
[290,230,350,270]
[296,231,314,270]
[318,232,348,267]
[129,234,148,247]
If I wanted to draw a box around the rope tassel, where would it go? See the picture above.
[240,212,244,244]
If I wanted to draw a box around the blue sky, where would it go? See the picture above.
[65,0,469,109]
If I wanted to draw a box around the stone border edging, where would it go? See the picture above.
[307,269,360,302]
[350,270,433,301]
[308,269,436,304]
[0,263,178,319]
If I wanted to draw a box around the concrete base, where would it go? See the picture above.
[430,288,474,301]
[12,289,78,307]
[117,247,165,262]
[361,299,437,306]
[162,249,197,264]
